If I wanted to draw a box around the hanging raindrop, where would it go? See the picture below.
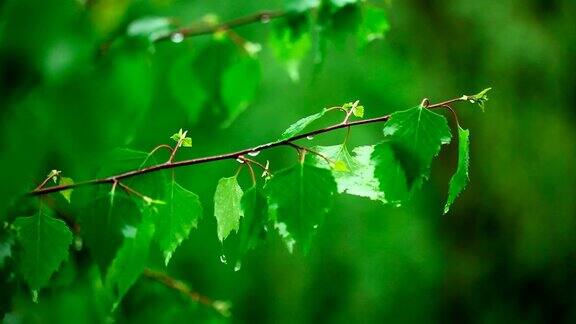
[170,33,184,43]
[248,150,260,157]
[236,156,245,163]
[306,135,314,140]
[219,254,228,264]
[234,262,242,272]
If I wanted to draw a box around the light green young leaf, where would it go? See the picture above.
[358,6,389,47]
[280,109,326,140]
[221,57,261,127]
[105,213,155,309]
[371,142,409,205]
[465,87,491,112]
[265,164,336,253]
[155,181,202,265]
[13,201,73,291]
[444,126,470,213]
[352,105,364,117]
[214,176,244,242]
[309,145,385,202]
[58,177,73,203]
[383,105,452,187]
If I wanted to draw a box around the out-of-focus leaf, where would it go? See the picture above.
[127,16,173,42]
[280,109,326,140]
[221,57,261,127]
[382,105,452,187]
[214,176,244,242]
[155,181,202,265]
[270,15,312,81]
[13,201,72,291]
[444,126,470,213]
[358,6,389,47]
[286,0,320,12]
[169,54,207,124]
[329,0,358,9]
[265,164,336,253]
[309,145,385,202]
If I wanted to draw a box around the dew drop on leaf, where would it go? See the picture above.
[170,33,184,43]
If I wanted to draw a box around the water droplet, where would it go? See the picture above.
[260,14,271,24]
[394,203,402,208]
[234,262,242,272]
[306,135,314,140]
[313,224,319,229]
[219,254,228,264]
[236,156,245,163]
[170,33,184,43]
[248,150,260,157]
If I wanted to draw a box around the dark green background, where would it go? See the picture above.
[1,0,575,323]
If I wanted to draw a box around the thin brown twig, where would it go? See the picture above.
[29,95,472,196]
[155,11,286,43]
[143,268,231,317]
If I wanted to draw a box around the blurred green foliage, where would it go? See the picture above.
[1,0,575,323]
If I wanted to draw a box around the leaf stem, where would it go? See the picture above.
[29,94,475,196]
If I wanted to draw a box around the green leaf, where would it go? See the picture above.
[13,201,73,291]
[155,181,202,265]
[309,145,385,202]
[358,6,389,47]
[169,54,208,124]
[371,142,409,205]
[265,164,336,252]
[127,16,173,42]
[270,15,312,81]
[383,105,452,187]
[214,176,244,242]
[105,211,155,309]
[444,126,470,213]
[238,187,268,254]
[80,190,142,273]
[280,109,326,140]
[221,57,261,127]
[58,177,73,203]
